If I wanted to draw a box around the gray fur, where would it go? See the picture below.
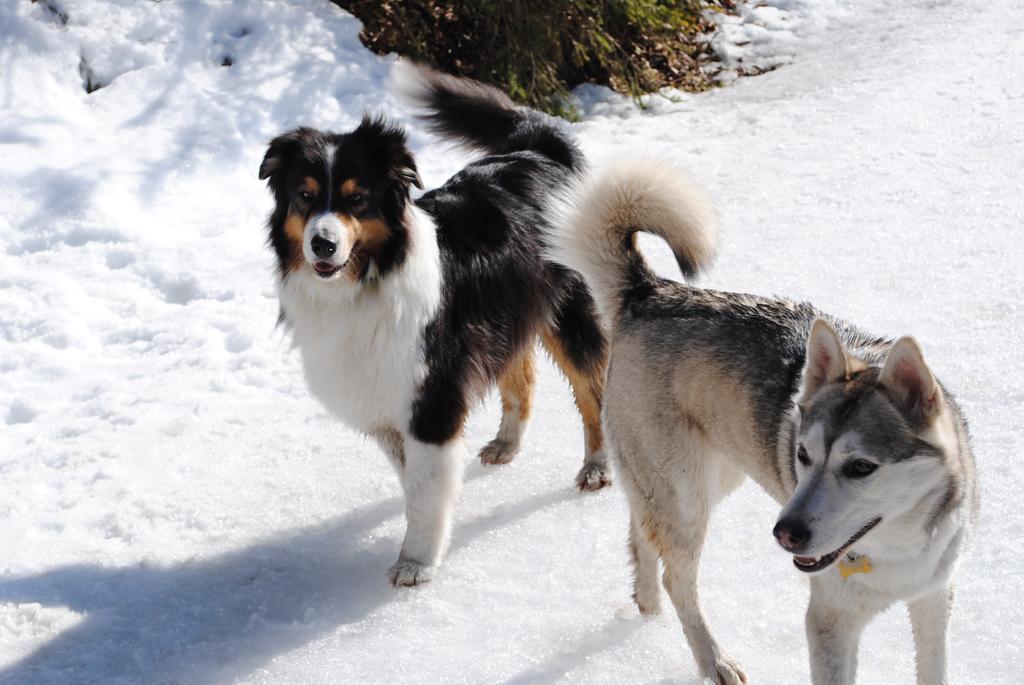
[557,159,979,684]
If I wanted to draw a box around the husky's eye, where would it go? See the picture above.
[843,459,878,478]
[797,445,811,466]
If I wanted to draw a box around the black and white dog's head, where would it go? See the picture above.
[259,116,423,284]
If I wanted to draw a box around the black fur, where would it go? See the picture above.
[261,73,605,447]
[260,117,419,279]
[408,79,600,444]
[409,68,585,173]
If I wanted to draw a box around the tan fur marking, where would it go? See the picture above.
[342,250,366,282]
[302,176,320,195]
[283,213,307,273]
[542,331,605,453]
[498,346,536,419]
[331,213,393,282]
[370,424,405,469]
[354,217,391,247]
[340,178,359,195]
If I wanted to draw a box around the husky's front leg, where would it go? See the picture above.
[388,436,465,587]
[806,583,870,685]
[908,586,952,685]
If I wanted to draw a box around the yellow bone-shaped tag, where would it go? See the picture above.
[838,555,873,579]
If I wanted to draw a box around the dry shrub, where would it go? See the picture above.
[335,0,728,117]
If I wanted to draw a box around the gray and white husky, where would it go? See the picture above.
[551,159,979,684]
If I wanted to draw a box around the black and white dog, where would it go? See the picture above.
[258,66,610,587]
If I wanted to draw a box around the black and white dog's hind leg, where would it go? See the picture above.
[542,276,611,491]
[479,345,536,466]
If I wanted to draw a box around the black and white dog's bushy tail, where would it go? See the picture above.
[548,159,716,326]
[392,62,584,172]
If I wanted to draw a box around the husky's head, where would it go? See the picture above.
[773,318,957,574]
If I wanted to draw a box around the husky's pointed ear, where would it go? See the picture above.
[879,336,942,422]
[799,318,848,404]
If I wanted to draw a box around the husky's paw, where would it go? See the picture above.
[575,461,612,491]
[387,558,435,588]
[479,438,519,465]
[635,598,662,616]
[703,654,747,685]
[633,592,662,617]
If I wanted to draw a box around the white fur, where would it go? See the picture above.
[390,437,467,586]
[303,212,350,264]
[280,204,458,587]
[785,371,970,685]
[806,518,964,685]
[907,587,953,685]
[279,205,442,432]
[784,427,952,561]
[549,158,716,326]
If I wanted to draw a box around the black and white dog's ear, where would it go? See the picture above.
[258,145,281,180]
[398,159,423,189]
[353,114,423,190]
[258,137,288,181]
[879,336,942,422]
[799,318,848,404]
[259,128,308,183]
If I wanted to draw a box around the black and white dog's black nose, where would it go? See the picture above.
[311,235,337,257]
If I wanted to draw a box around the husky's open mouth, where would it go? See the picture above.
[792,517,882,573]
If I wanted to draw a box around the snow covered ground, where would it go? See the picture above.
[1,0,1022,682]
[704,0,848,82]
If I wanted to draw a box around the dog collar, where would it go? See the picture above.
[838,553,873,579]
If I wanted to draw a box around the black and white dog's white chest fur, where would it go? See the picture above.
[260,66,610,587]
[279,205,442,433]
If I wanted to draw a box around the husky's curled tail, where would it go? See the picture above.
[549,160,716,325]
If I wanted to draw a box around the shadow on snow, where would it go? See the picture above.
[0,472,583,684]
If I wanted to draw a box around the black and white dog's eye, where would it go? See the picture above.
[298,190,313,201]
[843,459,878,478]
[797,445,811,466]
[348,192,367,205]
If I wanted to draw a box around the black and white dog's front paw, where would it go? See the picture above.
[575,459,612,492]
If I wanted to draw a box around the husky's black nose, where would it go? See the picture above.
[773,518,812,551]
[311,235,337,257]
